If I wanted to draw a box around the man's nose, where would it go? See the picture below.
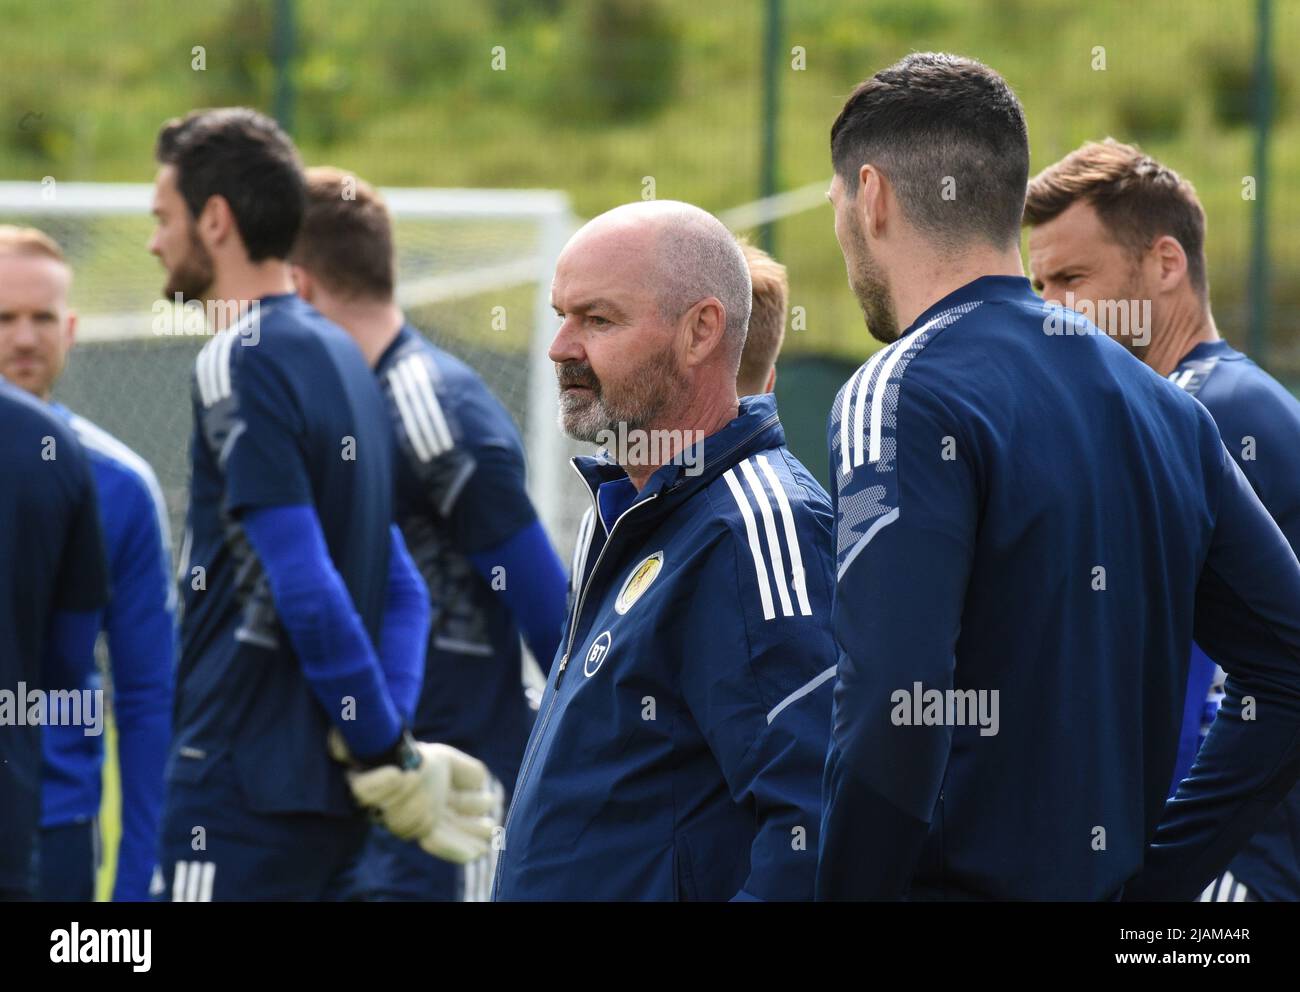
[9,318,40,348]
[548,317,584,365]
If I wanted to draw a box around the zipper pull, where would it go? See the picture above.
[557,653,569,673]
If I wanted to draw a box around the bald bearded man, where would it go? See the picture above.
[491,201,838,901]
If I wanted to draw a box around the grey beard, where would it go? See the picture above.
[559,388,663,443]
[556,352,683,443]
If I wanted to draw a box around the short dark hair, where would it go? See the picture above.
[155,107,305,262]
[291,167,395,301]
[831,53,1029,250]
[1024,138,1208,300]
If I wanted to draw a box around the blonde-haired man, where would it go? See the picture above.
[736,240,789,396]
[0,225,173,901]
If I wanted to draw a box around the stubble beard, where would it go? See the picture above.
[846,217,900,345]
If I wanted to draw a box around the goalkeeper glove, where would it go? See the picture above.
[329,728,498,863]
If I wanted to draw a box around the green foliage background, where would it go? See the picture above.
[3,0,1297,371]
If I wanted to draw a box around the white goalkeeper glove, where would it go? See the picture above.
[328,728,498,864]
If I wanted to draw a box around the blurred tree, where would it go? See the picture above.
[547,0,683,125]
[492,0,564,19]
[202,0,276,110]
[1115,83,1186,143]
[1205,44,1290,128]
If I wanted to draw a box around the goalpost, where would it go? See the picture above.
[0,178,834,564]
[0,181,583,555]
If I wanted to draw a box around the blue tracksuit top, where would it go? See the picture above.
[493,393,837,901]
[818,276,1300,902]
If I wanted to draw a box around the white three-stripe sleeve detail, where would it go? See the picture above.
[408,356,454,455]
[204,341,218,406]
[196,332,236,407]
[196,344,213,407]
[395,359,444,457]
[215,330,236,401]
[388,367,434,462]
[868,331,918,464]
[853,345,890,468]
[757,454,812,616]
[173,862,187,902]
[388,367,432,461]
[198,861,216,902]
[840,364,865,477]
[739,458,793,617]
[184,861,201,902]
[869,318,940,464]
[407,356,455,452]
[1215,871,1235,902]
[723,468,775,621]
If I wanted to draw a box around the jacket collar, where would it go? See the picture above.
[905,275,1034,335]
[571,393,785,516]
[1178,339,1237,365]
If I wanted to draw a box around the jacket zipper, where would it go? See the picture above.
[493,416,775,895]
[554,490,661,688]
[493,469,660,895]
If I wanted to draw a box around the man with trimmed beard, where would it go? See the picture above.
[147,108,494,900]
[818,53,1300,901]
[492,200,837,901]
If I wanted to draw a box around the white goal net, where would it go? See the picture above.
[0,181,585,561]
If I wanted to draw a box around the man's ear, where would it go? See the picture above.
[1150,234,1189,294]
[764,365,776,394]
[859,163,890,240]
[64,309,77,353]
[683,297,727,368]
[291,264,313,302]
[197,194,236,250]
